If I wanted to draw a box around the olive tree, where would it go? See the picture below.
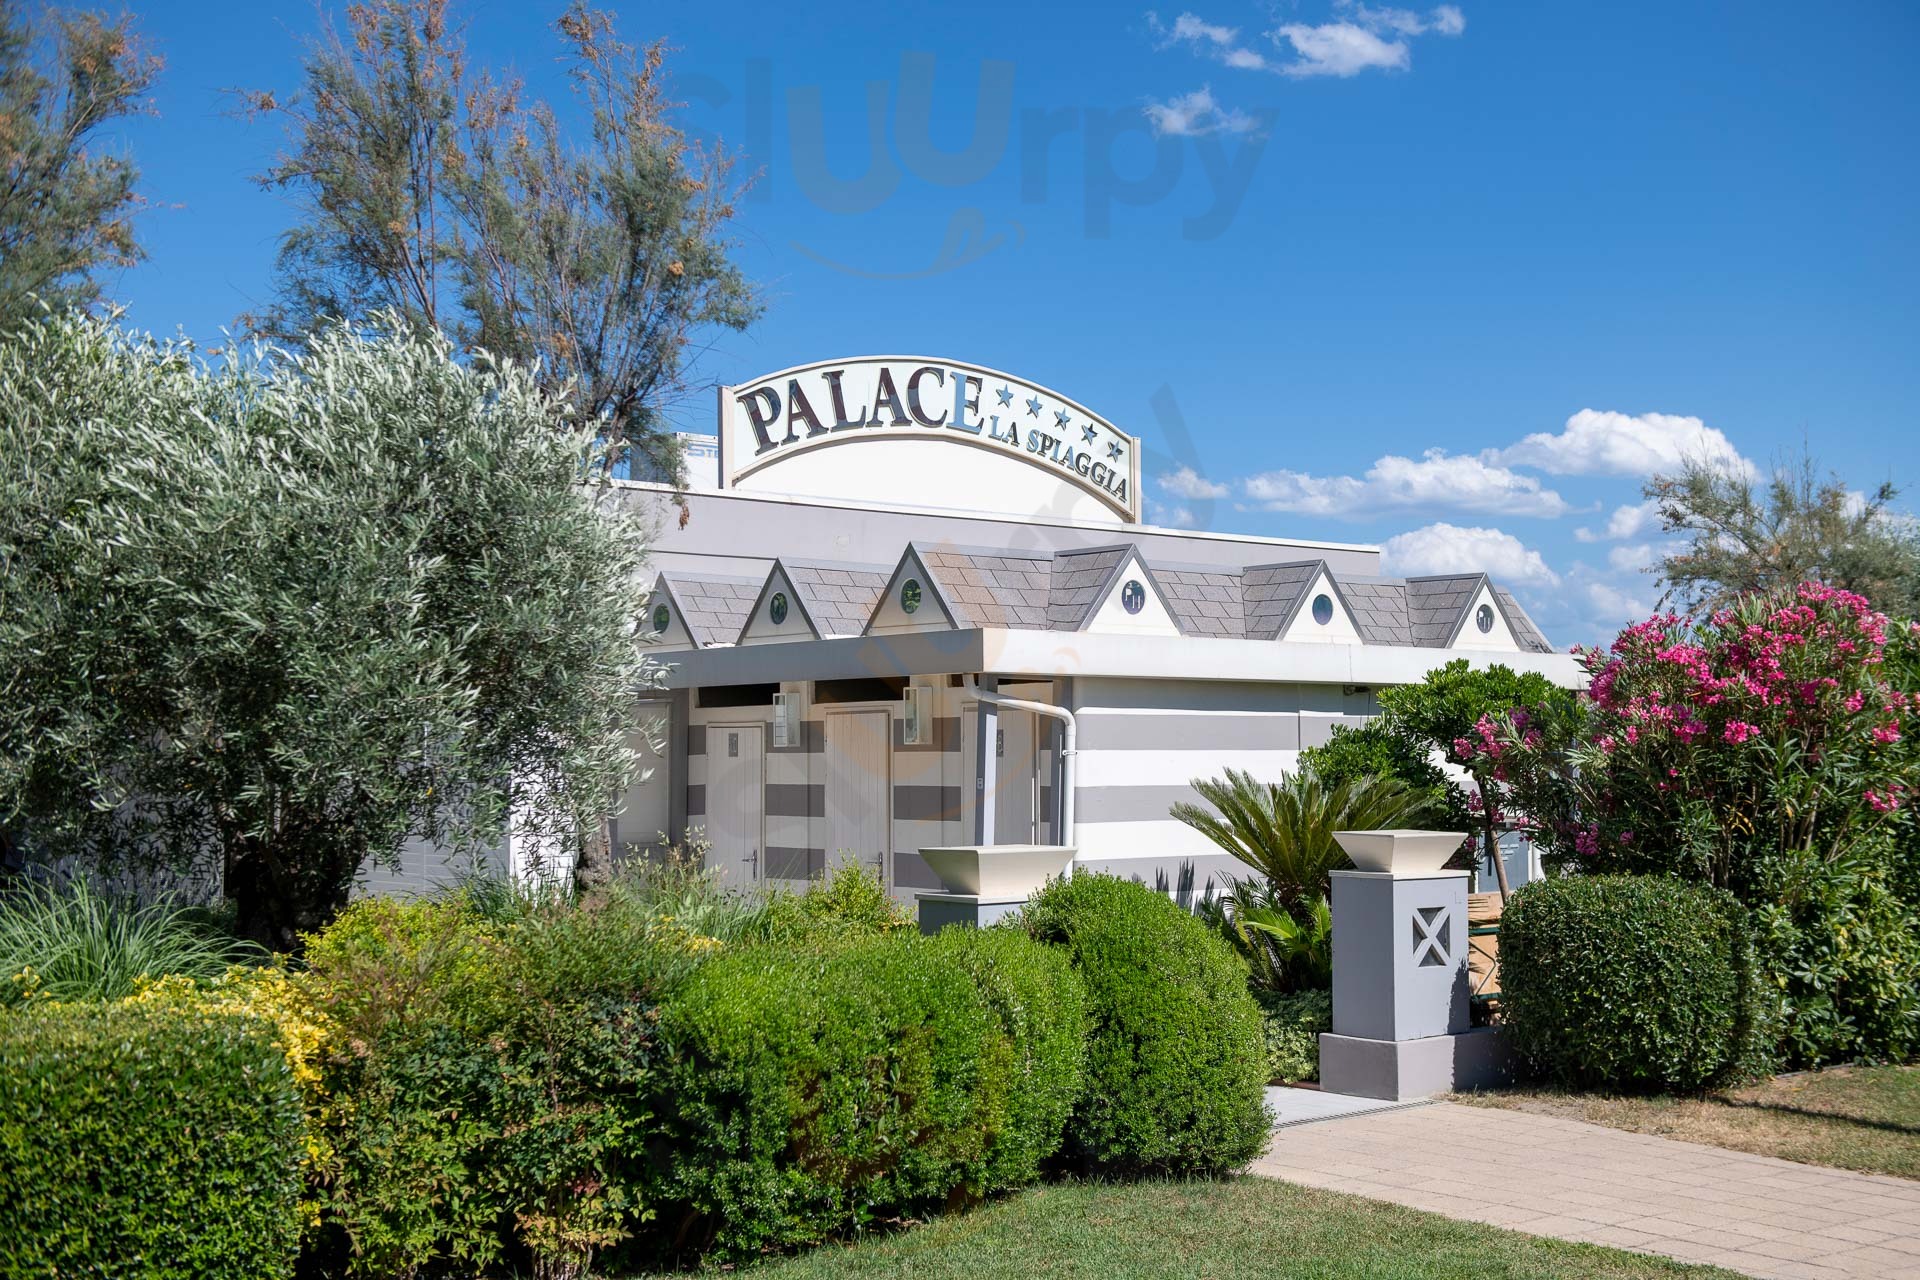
[0,312,650,948]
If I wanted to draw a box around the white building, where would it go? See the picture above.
[572,356,1580,902]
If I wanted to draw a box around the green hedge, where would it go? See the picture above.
[1499,874,1772,1092]
[1021,874,1270,1174]
[0,1003,303,1280]
[930,926,1089,1190]
[654,928,1082,1260]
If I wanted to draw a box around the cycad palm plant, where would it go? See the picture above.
[1172,766,1440,909]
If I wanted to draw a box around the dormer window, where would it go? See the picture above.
[770,592,789,626]
[1311,593,1334,626]
[901,579,922,614]
[652,603,670,633]
[1476,603,1495,634]
[1121,579,1146,614]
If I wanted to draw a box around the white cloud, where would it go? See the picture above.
[1146,498,1197,528]
[1381,522,1560,587]
[1158,465,1231,500]
[1150,5,1460,78]
[1265,3,1464,77]
[1143,86,1262,137]
[1492,409,1749,479]
[1242,448,1573,518]
[1341,2,1466,37]
[1606,542,1663,574]
[1149,11,1272,70]
[1270,22,1410,77]
[1579,580,1657,628]
[1574,499,1660,543]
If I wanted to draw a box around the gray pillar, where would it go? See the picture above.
[1320,867,1510,1100]
[972,675,998,845]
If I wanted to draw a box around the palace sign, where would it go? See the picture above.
[718,357,1140,522]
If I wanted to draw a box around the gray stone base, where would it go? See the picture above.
[1319,1026,1513,1101]
[915,893,1026,934]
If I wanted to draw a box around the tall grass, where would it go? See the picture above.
[0,876,262,1004]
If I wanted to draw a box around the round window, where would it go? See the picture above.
[1121,579,1146,615]
[651,603,670,633]
[1476,603,1495,634]
[1311,593,1334,626]
[770,592,789,626]
[901,578,922,614]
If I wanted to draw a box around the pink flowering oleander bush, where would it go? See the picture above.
[1470,582,1920,1065]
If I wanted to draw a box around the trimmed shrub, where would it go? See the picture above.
[1499,874,1772,1092]
[0,1003,303,1279]
[1021,874,1270,1174]
[654,930,1060,1259]
[929,926,1089,1190]
[1257,988,1332,1084]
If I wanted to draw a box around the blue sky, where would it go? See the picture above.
[105,0,1919,647]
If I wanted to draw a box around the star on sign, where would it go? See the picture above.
[996,385,1014,407]
[1025,395,1043,418]
[1054,409,1071,429]
[1081,425,1097,444]
[1107,441,1124,460]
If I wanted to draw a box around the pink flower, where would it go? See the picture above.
[1872,723,1902,745]
[1722,720,1760,745]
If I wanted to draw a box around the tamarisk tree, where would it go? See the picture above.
[240,0,758,485]
[0,312,651,948]
[0,4,159,325]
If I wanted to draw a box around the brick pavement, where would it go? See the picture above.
[1249,1100,1920,1280]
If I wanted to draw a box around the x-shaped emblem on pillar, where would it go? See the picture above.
[1411,905,1452,968]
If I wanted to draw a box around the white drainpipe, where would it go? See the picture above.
[963,676,1078,854]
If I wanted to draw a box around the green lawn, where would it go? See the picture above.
[1458,1064,1920,1180]
[640,1177,1736,1279]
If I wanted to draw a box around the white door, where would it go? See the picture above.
[995,708,1039,845]
[961,705,1042,845]
[706,723,765,885]
[825,709,892,887]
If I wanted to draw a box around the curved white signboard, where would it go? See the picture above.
[718,356,1140,523]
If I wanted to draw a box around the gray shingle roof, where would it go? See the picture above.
[1243,561,1321,640]
[918,548,1054,628]
[1047,546,1131,629]
[783,560,891,636]
[1406,575,1484,646]
[655,572,760,647]
[1157,567,1245,638]
[1338,576,1417,646]
[831,541,1556,652]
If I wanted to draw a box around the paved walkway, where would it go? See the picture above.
[1249,1099,1920,1280]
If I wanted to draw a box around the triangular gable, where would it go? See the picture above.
[641,575,698,651]
[1080,550,1182,637]
[865,544,962,635]
[1446,578,1523,652]
[737,561,825,646]
[1277,567,1364,645]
